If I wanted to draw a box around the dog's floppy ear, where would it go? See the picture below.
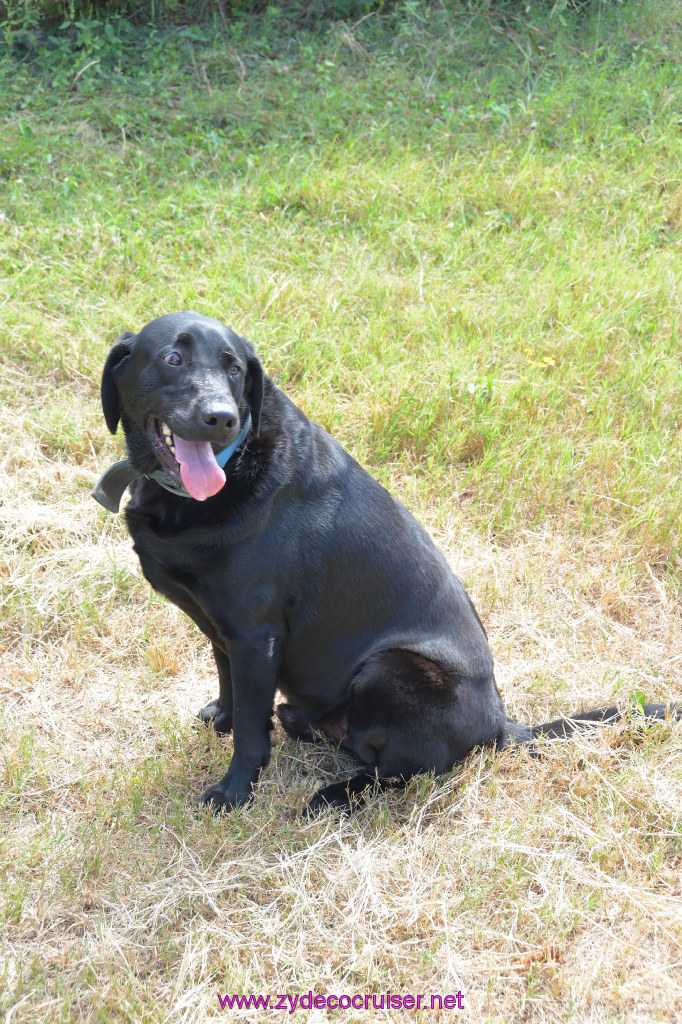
[101,331,135,434]
[244,342,264,436]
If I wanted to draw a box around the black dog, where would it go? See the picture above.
[94,311,680,812]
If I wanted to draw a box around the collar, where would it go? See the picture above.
[91,412,252,514]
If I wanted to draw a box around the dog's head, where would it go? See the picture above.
[101,311,264,501]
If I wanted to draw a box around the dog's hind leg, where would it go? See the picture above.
[275,702,350,745]
[307,649,506,813]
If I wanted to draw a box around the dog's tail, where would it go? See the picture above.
[499,702,682,749]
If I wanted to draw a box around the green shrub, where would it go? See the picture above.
[0,0,612,35]
[1,0,385,32]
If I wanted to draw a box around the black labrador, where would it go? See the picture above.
[94,311,680,812]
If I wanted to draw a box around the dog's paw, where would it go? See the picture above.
[306,772,399,815]
[306,778,370,815]
[306,784,352,815]
[196,700,233,735]
[200,781,250,813]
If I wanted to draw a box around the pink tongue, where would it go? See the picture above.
[172,435,226,501]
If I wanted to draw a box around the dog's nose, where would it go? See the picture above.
[201,403,238,432]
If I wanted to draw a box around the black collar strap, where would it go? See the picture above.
[92,412,252,514]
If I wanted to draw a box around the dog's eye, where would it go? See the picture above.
[229,366,241,377]
[164,352,183,366]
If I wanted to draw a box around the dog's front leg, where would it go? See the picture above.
[197,643,234,735]
[199,639,276,812]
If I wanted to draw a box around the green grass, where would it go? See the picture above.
[3,2,682,561]
[1,2,682,1021]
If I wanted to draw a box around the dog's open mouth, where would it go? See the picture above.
[149,419,226,501]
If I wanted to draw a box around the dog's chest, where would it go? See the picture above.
[133,536,203,595]
[128,513,224,600]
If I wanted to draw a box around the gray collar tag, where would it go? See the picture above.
[91,459,144,513]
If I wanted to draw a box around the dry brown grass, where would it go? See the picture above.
[2,360,681,1024]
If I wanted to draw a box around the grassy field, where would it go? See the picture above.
[1,1,682,1020]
